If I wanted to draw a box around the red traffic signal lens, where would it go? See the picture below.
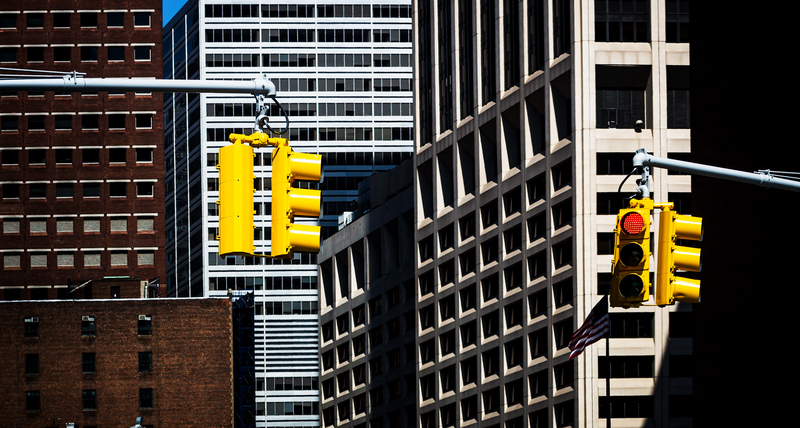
[620,212,645,235]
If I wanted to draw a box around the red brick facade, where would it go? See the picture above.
[0,297,233,428]
[0,0,166,296]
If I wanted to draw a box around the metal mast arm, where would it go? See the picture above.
[632,148,800,193]
[0,70,276,96]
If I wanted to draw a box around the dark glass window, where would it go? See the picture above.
[108,46,125,61]
[83,389,97,410]
[26,391,40,411]
[82,352,96,373]
[595,0,650,42]
[80,12,98,28]
[138,315,152,335]
[81,316,96,336]
[25,354,39,375]
[26,13,44,28]
[107,12,124,27]
[139,352,153,372]
[53,13,71,28]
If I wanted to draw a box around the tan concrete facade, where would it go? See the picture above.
[413,0,692,427]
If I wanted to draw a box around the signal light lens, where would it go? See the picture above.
[619,274,645,298]
[619,242,645,267]
[620,212,645,235]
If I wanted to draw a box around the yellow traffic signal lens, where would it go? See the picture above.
[621,212,646,235]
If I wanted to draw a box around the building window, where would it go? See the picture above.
[138,250,155,266]
[134,12,152,27]
[136,181,154,197]
[82,389,97,410]
[137,216,155,232]
[81,114,99,129]
[109,182,127,197]
[0,13,17,29]
[54,114,72,130]
[107,12,124,27]
[25,354,39,375]
[136,147,153,163]
[30,253,48,268]
[27,115,45,130]
[82,352,96,373]
[111,251,127,267]
[1,149,19,165]
[84,251,101,267]
[110,216,127,232]
[139,388,153,408]
[134,46,152,61]
[57,252,74,267]
[108,113,126,128]
[83,217,101,232]
[26,391,40,412]
[56,217,73,233]
[80,46,99,62]
[138,315,152,335]
[56,183,73,198]
[1,115,19,131]
[24,317,39,337]
[26,12,44,28]
[80,12,97,28]
[54,46,71,62]
[2,183,20,199]
[595,0,650,42]
[139,352,153,372]
[3,218,20,234]
[81,316,96,336]
[26,46,44,63]
[135,113,153,128]
[109,147,127,163]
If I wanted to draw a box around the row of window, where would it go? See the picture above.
[25,388,154,412]
[206,102,412,118]
[0,45,153,64]
[207,28,411,44]
[260,300,319,316]
[204,53,412,68]
[204,4,411,19]
[23,315,153,338]
[267,77,411,93]
[0,11,152,30]
[24,351,153,375]
[3,250,156,270]
[206,127,414,143]
[1,181,156,200]
[0,113,153,131]
[2,215,155,235]
[1,147,153,166]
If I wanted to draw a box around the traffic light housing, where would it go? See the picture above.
[271,144,322,259]
[611,198,653,308]
[655,207,702,306]
[217,140,256,257]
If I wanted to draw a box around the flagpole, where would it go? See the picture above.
[605,291,611,428]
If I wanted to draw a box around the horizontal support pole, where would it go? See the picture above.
[633,149,800,193]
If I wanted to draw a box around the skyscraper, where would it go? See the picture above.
[413,0,693,426]
[162,2,413,427]
[0,1,166,299]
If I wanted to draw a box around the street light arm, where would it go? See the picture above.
[632,148,800,193]
[0,70,277,96]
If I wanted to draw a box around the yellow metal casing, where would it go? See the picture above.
[271,145,322,259]
[610,198,653,308]
[217,141,256,257]
[655,209,703,306]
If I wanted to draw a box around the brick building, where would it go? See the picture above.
[0,0,166,297]
[0,296,234,428]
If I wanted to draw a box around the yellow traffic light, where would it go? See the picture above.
[217,140,256,257]
[655,206,702,306]
[611,198,653,308]
[271,143,322,259]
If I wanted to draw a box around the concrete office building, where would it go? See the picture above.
[162,2,413,427]
[413,0,692,427]
[318,160,417,428]
[0,1,166,298]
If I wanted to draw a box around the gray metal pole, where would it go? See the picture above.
[0,72,276,96]
[632,149,800,193]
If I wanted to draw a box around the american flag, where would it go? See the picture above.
[568,295,609,360]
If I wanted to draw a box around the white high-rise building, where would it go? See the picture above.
[162,2,413,427]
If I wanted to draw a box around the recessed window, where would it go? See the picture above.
[55,148,73,164]
[56,217,73,233]
[82,148,100,164]
[24,317,39,337]
[82,352,96,373]
[135,113,153,128]
[54,114,72,130]
[138,315,152,335]
[26,391,41,412]
[25,354,39,375]
[107,12,124,27]
[83,218,101,233]
[134,46,151,61]
[138,250,155,266]
[53,46,71,62]
[135,147,153,163]
[80,12,98,28]
[110,216,127,232]
[56,183,74,198]
[0,13,17,29]
[82,389,97,410]
[109,147,126,163]
[0,47,17,63]
[26,47,44,63]
[84,251,101,267]
[28,149,46,165]
[2,183,20,199]
[109,182,127,197]
[29,183,47,199]
[139,352,153,372]
[27,115,45,131]
[82,183,101,198]
[134,12,152,27]
[108,115,127,130]
[137,216,155,232]
[139,388,153,409]
[110,250,127,266]
[53,13,71,28]
[1,149,19,165]
[26,13,44,28]
[81,316,96,336]
[81,114,99,130]
[136,181,154,197]
[80,46,98,62]
[3,218,20,234]
[108,46,125,62]
[1,115,19,131]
